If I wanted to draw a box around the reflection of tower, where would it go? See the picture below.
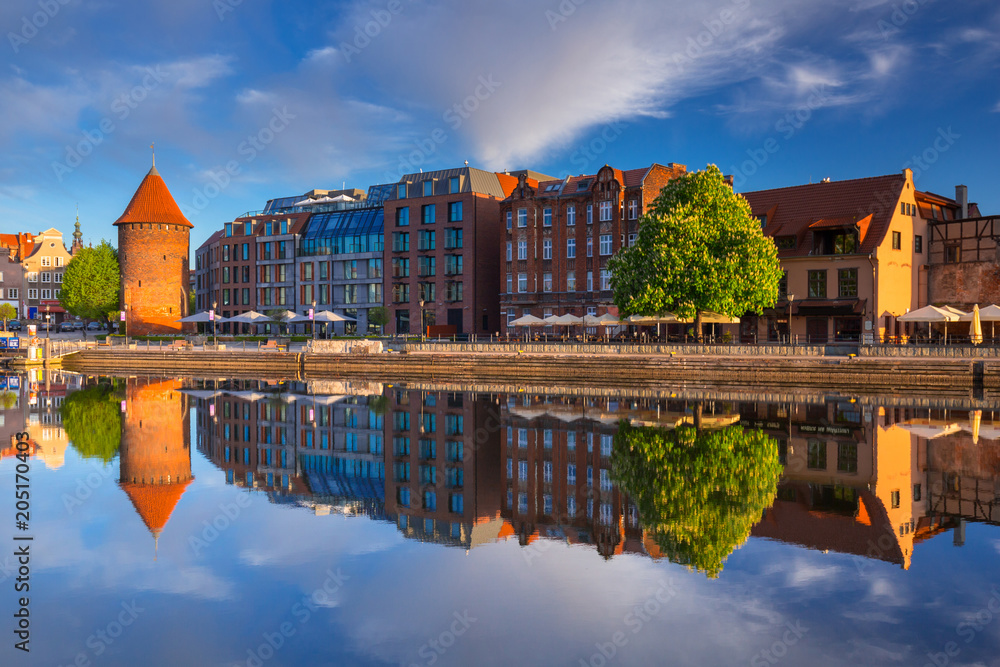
[118,379,193,554]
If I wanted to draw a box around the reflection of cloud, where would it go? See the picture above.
[786,561,843,588]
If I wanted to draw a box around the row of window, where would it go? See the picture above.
[805,268,858,299]
[25,288,55,300]
[395,487,464,513]
[37,256,65,267]
[505,234,634,261]
[391,281,464,303]
[396,176,462,199]
[506,491,617,524]
[504,200,638,230]
[390,229,464,252]
[506,458,614,490]
[504,428,613,453]
[505,269,610,293]
[25,272,63,283]
[224,219,290,238]
[395,202,463,226]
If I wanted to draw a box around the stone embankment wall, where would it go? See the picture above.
[61,348,1000,399]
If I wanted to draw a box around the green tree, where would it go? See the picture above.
[60,381,123,464]
[266,308,290,336]
[0,303,16,331]
[611,417,783,578]
[608,165,782,338]
[59,241,120,330]
[368,306,389,335]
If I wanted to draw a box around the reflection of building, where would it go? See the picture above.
[119,379,193,549]
[194,380,386,517]
[385,389,502,547]
[500,394,639,558]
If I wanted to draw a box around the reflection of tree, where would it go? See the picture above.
[60,381,123,464]
[612,420,782,578]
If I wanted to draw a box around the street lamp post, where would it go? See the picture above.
[787,294,795,344]
[212,301,218,347]
[45,312,50,340]
[311,300,316,340]
[418,299,425,341]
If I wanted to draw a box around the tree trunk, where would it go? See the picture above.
[694,402,703,431]
[695,311,704,343]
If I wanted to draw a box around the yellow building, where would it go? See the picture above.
[743,169,927,343]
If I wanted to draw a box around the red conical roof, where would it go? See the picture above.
[114,166,192,228]
[120,480,193,537]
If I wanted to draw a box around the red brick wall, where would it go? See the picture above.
[384,193,501,335]
[118,223,190,335]
[929,261,1000,309]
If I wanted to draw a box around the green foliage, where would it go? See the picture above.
[608,165,782,321]
[367,394,388,416]
[611,419,783,578]
[368,306,389,328]
[0,391,17,409]
[60,381,123,464]
[0,303,16,330]
[60,241,120,325]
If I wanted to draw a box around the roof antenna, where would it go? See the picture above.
[150,142,155,168]
[465,160,469,167]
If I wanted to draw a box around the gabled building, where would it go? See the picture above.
[742,169,926,343]
[499,163,686,333]
[21,228,73,326]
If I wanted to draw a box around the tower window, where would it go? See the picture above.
[138,280,142,287]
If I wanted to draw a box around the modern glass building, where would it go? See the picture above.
[295,184,391,335]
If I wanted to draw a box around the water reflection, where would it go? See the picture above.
[181,378,1000,572]
[3,371,1000,665]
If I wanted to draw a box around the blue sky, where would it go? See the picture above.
[0,0,998,253]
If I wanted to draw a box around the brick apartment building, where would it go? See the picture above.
[384,166,554,336]
[499,163,686,333]
[194,213,310,334]
[0,233,32,321]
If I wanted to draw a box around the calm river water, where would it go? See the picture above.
[1,370,998,667]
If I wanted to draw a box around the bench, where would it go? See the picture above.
[170,339,192,351]
[262,339,287,352]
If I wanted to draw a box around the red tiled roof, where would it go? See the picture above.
[742,174,905,257]
[120,480,193,537]
[114,166,192,228]
[622,167,649,188]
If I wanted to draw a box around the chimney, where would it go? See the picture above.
[955,185,968,219]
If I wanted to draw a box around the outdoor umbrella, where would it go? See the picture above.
[177,311,221,323]
[971,304,983,345]
[313,310,356,322]
[970,410,982,445]
[899,305,961,343]
[583,313,620,326]
[961,304,1000,341]
[227,310,270,335]
[510,315,547,327]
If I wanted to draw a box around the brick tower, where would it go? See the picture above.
[118,379,193,552]
[114,162,192,335]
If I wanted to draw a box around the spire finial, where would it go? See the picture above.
[150,143,155,167]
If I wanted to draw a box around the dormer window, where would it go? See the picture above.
[756,214,767,228]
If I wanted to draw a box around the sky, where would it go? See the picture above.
[0,0,998,254]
